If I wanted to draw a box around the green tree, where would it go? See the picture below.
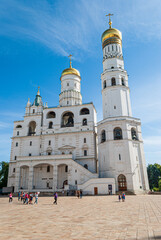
[159,179,161,191]
[0,161,9,189]
[154,163,161,176]
[147,164,160,190]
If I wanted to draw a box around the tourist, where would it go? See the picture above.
[23,192,25,204]
[53,192,58,204]
[24,192,29,204]
[80,189,83,199]
[9,192,13,203]
[20,192,23,201]
[29,193,33,204]
[77,190,80,199]
[122,192,125,202]
[118,194,121,202]
[18,191,21,201]
[34,192,39,204]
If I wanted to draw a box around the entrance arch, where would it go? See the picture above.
[33,164,53,190]
[118,174,127,191]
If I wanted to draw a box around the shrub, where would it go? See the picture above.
[153,187,159,192]
[158,179,161,191]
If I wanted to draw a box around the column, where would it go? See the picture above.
[15,165,20,193]
[67,165,73,186]
[28,166,33,191]
[53,165,58,192]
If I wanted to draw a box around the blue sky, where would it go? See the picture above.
[0,0,161,165]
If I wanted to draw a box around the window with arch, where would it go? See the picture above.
[48,122,53,129]
[101,130,106,143]
[112,45,114,51]
[17,131,19,136]
[65,166,68,172]
[61,111,74,127]
[14,156,17,160]
[111,78,116,86]
[114,127,123,140]
[131,128,138,140]
[28,121,36,136]
[121,78,125,86]
[111,66,114,69]
[84,164,88,169]
[80,108,90,115]
[103,80,106,89]
[47,111,56,119]
[33,109,35,114]
[16,125,22,128]
[84,150,87,156]
[82,118,87,126]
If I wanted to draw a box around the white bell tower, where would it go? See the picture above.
[98,14,149,194]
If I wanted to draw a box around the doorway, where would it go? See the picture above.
[94,187,98,195]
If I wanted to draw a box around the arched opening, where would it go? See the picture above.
[121,77,125,86]
[61,112,74,127]
[131,128,138,140]
[16,125,22,128]
[118,174,127,191]
[80,108,90,115]
[57,164,68,189]
[47,111,56,119]
[103,81,106,89]
[33,164,53,190]
[28,121,36,136]
[101,130,106,143]
[111,77,116,86]
[111,66,114,69]
[48,122,53,129]
[82,118,87,126]
[114,127,123,140]
[20,166,29,189]
[84,164,88,169]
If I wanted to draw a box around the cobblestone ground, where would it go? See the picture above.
[0,195,161,240]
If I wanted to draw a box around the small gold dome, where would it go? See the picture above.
[101,28,122,48]
[61,67,80,77]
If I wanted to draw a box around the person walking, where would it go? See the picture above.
[9,192,13,203]
[122,192,125,202]
[80,190,83,199]
[25,192,29,204]
[18,191,21,201]
[34,192,39,204]
[53,192,58,204]
[118,194,121,202]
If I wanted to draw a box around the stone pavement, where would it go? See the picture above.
[0,195,161,240]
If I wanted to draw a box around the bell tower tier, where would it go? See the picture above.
[59,55,82,107]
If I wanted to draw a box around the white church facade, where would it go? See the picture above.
[7,18,149,195]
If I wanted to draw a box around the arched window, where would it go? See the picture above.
[16,125,22,128]
[80,108,90,115]
[103,81,106,89]
[121,78,125,86]
[101,130,106,143]
[65,166,68,172]
[131,128,138,140]
[82,118,87,126]
[47,111,56,119]
[114,127,123,140]
[118,174,127,191]
[84,150,87,156]
[111,66,114,69]
[112,45,114,51]
[84,164,88,169]
[48,122,53,129]
[111,78,116,86]
[61,112,74,127]
[28,121,36,136]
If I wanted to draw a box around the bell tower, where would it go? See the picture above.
[101,14,132,119]
[98,14,149,194]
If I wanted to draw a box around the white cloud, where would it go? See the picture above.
[144,136,161,146]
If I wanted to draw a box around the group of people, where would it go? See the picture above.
[118,192,125,202]
[9,191,39,204]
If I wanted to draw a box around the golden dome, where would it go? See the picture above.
[101,28,122,48]
[61,67,80,77]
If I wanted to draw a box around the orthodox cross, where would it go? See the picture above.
[68,54,72,68]
[106,13,113,28]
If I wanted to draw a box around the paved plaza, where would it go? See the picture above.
[0,195,161,240]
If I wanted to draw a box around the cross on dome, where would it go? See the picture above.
[68,54,72,68]
[106,13,113,28]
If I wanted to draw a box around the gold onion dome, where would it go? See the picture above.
[61,67,80,77]
[61,54,80,77]
[102,13,122,48]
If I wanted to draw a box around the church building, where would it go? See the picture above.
[7,16,149,195]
